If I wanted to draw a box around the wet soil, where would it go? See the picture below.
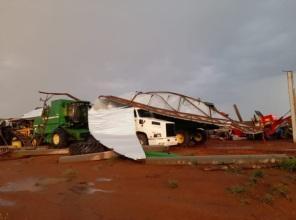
[0,139,295,220]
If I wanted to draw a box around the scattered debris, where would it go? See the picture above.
[253,110,292,140]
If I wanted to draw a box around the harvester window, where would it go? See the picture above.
[68,103,88,123]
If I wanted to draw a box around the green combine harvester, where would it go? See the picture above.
[32,91,105,154]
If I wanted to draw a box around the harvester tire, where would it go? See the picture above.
[51,129,68,148]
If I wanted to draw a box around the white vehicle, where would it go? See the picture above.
[134,108,178,146]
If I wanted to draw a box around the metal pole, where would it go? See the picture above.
[233,104,243,122]
[286,71,296,143]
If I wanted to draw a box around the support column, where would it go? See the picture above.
[287,71,296,143]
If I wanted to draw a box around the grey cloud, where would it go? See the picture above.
[0,0,295,119]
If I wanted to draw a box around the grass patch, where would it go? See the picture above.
[227,185,247,195]
[249,169,264,185]
[251,170,264,178]
[285,174,296,183]
[280,158,296,172]
[62,169,78,181]
[270,183,289,198]
[226,167,243,175]
[261,193,274,205]
[167,180,179,189]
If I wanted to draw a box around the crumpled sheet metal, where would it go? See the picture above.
[88,99,146,160]
[21,108,43,119]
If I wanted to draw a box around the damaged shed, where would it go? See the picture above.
[96,91,262,146]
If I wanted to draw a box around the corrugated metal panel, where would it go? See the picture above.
[88,99,145,160]
[21,108,43,119]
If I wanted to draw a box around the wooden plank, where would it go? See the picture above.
[143,145,169,152]
[145,154,288,166]
[10,148,70,158]
[59,151,118,163]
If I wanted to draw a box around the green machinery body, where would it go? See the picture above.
[33,99,90,145]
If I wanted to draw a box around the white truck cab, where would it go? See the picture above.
[134,108,178,146]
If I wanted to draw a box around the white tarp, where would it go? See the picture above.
[88,100,146,160]
[21,108,43,119]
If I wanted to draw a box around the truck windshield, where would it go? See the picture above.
[137,109,154,118]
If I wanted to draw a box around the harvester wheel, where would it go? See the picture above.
[137,133,148,146]
[176,130,190,147]
[51,129,68,148]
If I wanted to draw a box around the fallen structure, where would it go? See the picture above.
[98,91,262,141]
[100,92,258,130]
[86,91,265,160]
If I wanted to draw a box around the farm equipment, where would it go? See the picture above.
[0,120,13,146]
[10,119,34,148]
[0,118,34,148]
[32,91,106,154]
[254,111,292,139]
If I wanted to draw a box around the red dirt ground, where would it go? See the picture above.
[0,139,295,220]
[171,139,296,156]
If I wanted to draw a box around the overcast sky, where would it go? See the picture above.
[0,0,295,119]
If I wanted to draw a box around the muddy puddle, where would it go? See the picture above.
[0,177,113,196]
[0,198,15,207]
[70,181,113,195]
[0,177,67,193]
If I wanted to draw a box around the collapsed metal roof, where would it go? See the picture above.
[99,91,262,134]
[21,108,43,120]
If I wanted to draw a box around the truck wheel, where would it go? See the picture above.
[51,129,68,148]
[176,130,190,146]
[137,133,148,146]
[193,130,207,145]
